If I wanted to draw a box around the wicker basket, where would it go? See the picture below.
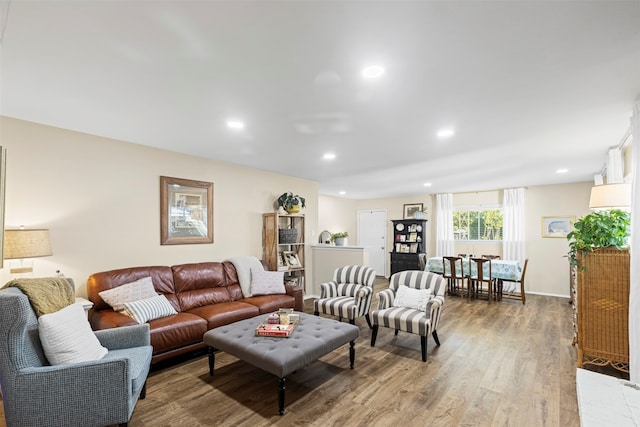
[576,247,629,372]
[278,228,298,244]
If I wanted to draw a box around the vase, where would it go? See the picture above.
[286,204,300,214]
[334,237,346,246]
[414,211,425,219]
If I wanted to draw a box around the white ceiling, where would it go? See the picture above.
[1,1,639,199]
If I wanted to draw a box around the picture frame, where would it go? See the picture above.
[409,232,417,242]
[160,176,213,245]
[541,216,575,238]
[282,251,302,269]
[403,203,423,219]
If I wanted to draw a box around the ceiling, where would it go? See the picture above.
[1,1,639,199]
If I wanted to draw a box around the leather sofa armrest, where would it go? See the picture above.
[90,309,138,330]
[285,284,304,312]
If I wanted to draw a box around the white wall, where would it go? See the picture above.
[1,117,319,296]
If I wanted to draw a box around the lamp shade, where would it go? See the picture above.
[588,183,631,210]
[3,229,52,259]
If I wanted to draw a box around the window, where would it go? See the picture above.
[453,207,503,241]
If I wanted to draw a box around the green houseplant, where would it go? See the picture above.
[330,232,348,246]
[566,209,630,269]
[277,192,306,214]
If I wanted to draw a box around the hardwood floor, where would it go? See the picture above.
[0,278,592,426]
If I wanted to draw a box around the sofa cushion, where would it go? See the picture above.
[241,294,296,314]
[148,312,208,355]
[38,303,108,365]
[250,268,285,296]
[98,277,157,311]
[123,294,177,323]
[187,301,260,329]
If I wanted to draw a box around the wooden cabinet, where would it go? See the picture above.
[262,213,306,292]
[390,219,427,275]
[575,248,629,373]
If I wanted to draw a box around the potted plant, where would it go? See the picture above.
[277,192,306,214]
[566,209,630,269]
[566,208,630,372]
[330,232,349,246]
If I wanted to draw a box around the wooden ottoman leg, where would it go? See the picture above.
[208,347,216,376]
[278,377,286,415]
[350,340,355,369]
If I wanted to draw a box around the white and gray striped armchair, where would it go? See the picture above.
[370,270,446,361]
[314,265,376,328]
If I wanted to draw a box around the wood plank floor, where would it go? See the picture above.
[1,277,606,426]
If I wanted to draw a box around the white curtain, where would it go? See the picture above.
[502,188,525,263]
[630,102,639,383]
[435,193,454,257]
[607,147,624,183]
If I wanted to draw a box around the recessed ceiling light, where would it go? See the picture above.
[323,153,336,160]
[556,168,569,174]
[437,129,454,138]
[339,191,346,195]
[424,182,433,187]
[226,120,245,129]
[361,65,385,79]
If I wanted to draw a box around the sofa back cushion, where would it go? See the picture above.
[87,266,177,311]
[172,262,235,311]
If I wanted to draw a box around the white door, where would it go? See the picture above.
[357,210,387,277]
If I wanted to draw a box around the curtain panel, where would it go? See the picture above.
[630,103,639,383]
[502,188,525,264]
[435,193,454,257]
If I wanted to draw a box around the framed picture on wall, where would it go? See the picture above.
[403,203,423,219]
[160,176,214,245]
[541,216,575,238]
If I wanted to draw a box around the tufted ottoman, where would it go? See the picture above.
[203,312,359,415]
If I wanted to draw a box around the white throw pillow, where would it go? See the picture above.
[98,276,157,311]
[393,285,432,312]
[250,268,285,296]
[123,294,177,324]
[38,303,108,365]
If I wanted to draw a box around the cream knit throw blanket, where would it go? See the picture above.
[6,277,75,317]
[226,256,264,298]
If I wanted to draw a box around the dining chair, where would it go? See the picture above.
[481,254,501,260]
[497,259,528,304]
[468,257,494,302]
[443,256,469,298]
[457,253,473,258]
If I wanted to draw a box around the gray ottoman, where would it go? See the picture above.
[203,312,359,415]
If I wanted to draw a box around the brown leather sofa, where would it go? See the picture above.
[87,261,303,364]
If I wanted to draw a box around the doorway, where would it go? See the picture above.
[357,209,387,277]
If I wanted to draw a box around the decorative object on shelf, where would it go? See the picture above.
[395,223,404,231]
[278,228,298,244]
[282,251,302,268]
[319,230,331,244]
[541,216,575,238]
[277,206,287,215]
[403,203,424,219]
[160,176,213,245]
[277,192,306,214]
[330,232,349,246]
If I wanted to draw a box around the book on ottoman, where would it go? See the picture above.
[256,323,295,337]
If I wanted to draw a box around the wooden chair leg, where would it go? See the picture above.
[432,330,440,346]
[420,336,427,362]
[370,325,379,346]
[520,281,526,304]
[365,314,372,329]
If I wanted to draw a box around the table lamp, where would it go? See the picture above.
[588,183,631,210]
[3,228,52,275]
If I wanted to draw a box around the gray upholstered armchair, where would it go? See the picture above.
[314,265,376,328]
[0,287,152,427]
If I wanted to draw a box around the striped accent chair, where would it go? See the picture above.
[370,270,445,362]
[314,265,376,328]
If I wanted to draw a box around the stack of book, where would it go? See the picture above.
[255,323,295,338]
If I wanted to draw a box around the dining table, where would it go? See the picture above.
[425,257,523,292]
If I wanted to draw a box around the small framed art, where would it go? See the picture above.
[160,176,213,245]
[403,203,423,219]
[541,216,575,238]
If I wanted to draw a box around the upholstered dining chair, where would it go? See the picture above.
[314,265,376,328]
[443,256,469,297]
[370,270,446,362]
[497,259,529,304]
[0,286,152,427]
[468,257,494,302]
